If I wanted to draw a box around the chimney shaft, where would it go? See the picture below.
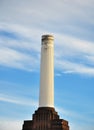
[39,35,54,107]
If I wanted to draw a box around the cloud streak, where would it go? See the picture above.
[0,93,38,107]
[0,120,22,130]
[0,46,39,71]
[0,0,94,76]
[0,24,94,75]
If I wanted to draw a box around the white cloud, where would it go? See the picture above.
[0,0,94,26]
[57,106,93,122]
[0,120,22,130]
[0,93,38,107]
[0,46,39,71]
[58,60,94,75]
[85,55,94,64]
[70,123,94,130]
[55,33,94,55]
[0,0,94,76]
[54,33,94,75]
[0,27,94,75]
[0,21,42,45]
[56,106,94,130]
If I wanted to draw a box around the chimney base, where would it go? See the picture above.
[22,107,69,130]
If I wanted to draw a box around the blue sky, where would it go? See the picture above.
[0,0,94,130]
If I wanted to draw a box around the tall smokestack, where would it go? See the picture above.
[39,35,54,107]
[22,35,69,130]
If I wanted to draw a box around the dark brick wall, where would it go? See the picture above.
[22,107,69,130]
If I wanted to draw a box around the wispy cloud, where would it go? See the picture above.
[0,0,94,76]
[70,123,94,130]
[55,34,94,76]
[0,93,38,107]
[56,106,94,130]
[0,26,94,75]
[0,120,22,130]
[0,46,39,71]
[56,59,94,75]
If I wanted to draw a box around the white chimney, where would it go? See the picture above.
[39,35,54,108]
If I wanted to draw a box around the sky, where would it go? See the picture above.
[0,0,94,130]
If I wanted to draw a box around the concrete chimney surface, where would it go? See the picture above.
[39,34,54,107]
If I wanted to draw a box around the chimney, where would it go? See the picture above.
[22,35,69,130]
[39,35,54,107]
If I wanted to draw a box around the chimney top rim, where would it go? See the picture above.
[42,34,54,40]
